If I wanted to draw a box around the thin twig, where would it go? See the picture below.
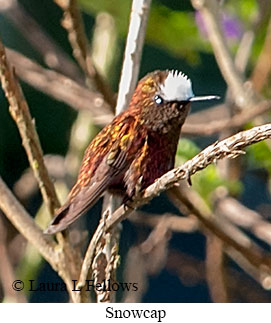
[250,16,271,91]
[122,246,148,302]
[0,177,57,267]
[6,48,113,126]
[234,31,254,74]
[0,0,83,81]
[169,186,271,275]
[205,234,228,302]
[130,212,198,233]
[167,249,271,302]
[77,219,104,288]
[115,0,152,114]
[183,100,271,136]
[92,194,121,303]
[191,0,256,108]
[0,39,59,215]
[92,12,117,77]
[123,215,171,302]
[0,214,27,302]
[205,27,256,294]
[54,0,116,109]
[216,196,271,246]
[77,123,271,288]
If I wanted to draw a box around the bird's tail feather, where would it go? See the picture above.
[44,203,76,234]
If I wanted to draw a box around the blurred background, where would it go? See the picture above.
[0,0,271,303]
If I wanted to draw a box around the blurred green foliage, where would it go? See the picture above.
[247,139,271,193]
[176,139,242,205]
[80,0,209,63]
[226,0,271,73]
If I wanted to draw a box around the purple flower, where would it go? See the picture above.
[195,10,243,40]
[222,13,242,39]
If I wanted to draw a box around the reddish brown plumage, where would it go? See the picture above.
[44,70,193,234]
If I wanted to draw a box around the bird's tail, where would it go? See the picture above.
[43,203,77,234]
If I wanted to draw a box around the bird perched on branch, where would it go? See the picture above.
[44,70,218,234]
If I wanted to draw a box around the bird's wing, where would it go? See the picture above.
[44,115,142,234]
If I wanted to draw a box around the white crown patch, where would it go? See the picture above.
[160,70,194,101]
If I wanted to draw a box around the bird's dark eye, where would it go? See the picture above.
[154,95,164,105]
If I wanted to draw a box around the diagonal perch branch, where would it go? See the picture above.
[77,123,271,288]
[107,123,271,231]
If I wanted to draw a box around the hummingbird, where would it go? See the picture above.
[44,70,219,234]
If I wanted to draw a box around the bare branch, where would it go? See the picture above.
[6,48,113,126]
[0,0,82,81]
[115,0,152,114]
[130,212,198,233]
[54,0,116,109]
[169,186,271,277]
[183,100,271,136]
[216,196,271,246]
[191,0,256,108]
[77,218,104,289]
[205,234,228,302]
[0,214,27,302]
[250,16,271,91]
[0,177,57,267]
[92,12,117,77]
[122,246,148,302]
[92,194,121,303]
[0,39,60,215]
[234,31,254,74]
